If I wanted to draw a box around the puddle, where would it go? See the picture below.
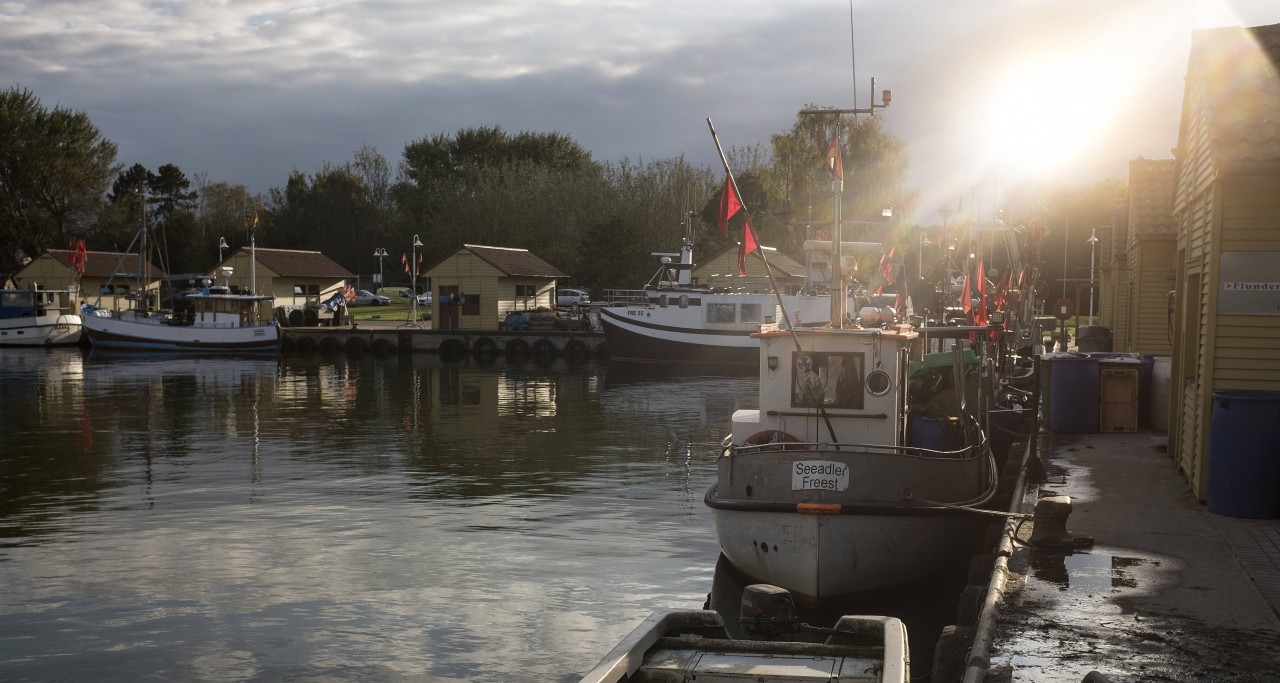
[1029,550,1159,595]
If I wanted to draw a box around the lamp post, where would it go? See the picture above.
[1087,228,1099,326]
[409,235,423,325]
[373,247,388,289]
[218,237,229,262]
[938,205,953,305]
[918,231,931,278]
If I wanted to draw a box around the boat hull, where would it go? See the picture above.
[706,440,995,599]
[709,503,985,599]
[599,305,757,368]
[0,314,83,347]
[82,313,279,353]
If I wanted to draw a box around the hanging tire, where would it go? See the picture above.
[346,337,367,357]
[564,339,589,364]
[372,338,392,357]
[319,337,340,356]
[931,624,976,683]
[505,339,529,363]
[287,309,304,327]
[296,335,317,355]
[439,339,465,362]
[281,334,297,354]
[532,339,555,365]
[472,337,498,358]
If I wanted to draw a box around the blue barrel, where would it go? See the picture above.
[1050,355,1100,433]
[910,414,965,452]
[1207,391,1280,519]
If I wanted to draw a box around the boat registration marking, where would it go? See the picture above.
[792,460,849,491]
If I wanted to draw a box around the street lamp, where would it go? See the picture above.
[218,237,229,262]
[408,235,423,325]
[373,247,388,289]
[938,205,953,301]
[1087,228,1099,326]
[918,231,931,278]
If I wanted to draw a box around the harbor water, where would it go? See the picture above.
[0,349,747,682]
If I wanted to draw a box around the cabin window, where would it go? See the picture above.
[462,294,480,316]
[739,303,762,323]
[791,351,865,410]
[707,303,736,323]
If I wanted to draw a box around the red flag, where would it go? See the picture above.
[402,253,409,274]
[737,215,759,275]
[958,273,972,314]
[827,137,843,181]
[993,269,1012,312]
[974,258,989,326]
[717,175,741,236]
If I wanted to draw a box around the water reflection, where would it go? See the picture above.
[0,349,752,681]
[1030,548,1158,594]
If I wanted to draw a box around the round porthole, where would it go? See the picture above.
[865,369,892,396]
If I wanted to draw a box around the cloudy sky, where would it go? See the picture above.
[5,0,1278,224]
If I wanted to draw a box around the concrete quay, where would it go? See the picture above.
[980,430,1280,682]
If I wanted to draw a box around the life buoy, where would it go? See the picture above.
[472,337,498,358]
[532,339,555,365]
[743,430,801,447]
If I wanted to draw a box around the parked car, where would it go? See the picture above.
[415,292,432,306]
[557,288,590,307]
[352,289,390,306]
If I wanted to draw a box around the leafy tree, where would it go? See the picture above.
[0,86,117,279]
[265,166,380,277]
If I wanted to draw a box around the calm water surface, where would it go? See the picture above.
[0,349,753,682]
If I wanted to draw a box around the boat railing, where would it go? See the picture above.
[729,438,989,461]
[601,289,649,305]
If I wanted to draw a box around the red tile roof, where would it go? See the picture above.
[46,249,168,279]
[231,248,354,278]
[1187,22,1280,165]
[460,244,569,278]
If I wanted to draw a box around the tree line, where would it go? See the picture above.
[2,83,1121,306]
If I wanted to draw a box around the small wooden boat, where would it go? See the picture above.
[578,584,909,683]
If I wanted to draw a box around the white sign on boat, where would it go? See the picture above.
[792,461,849,491]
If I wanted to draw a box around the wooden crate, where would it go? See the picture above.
[1099,367,1139,432]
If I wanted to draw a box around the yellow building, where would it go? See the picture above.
[15,248,166,311]
[1169,23,1280,498]
[423,244,569,331]
[210,247,353,309]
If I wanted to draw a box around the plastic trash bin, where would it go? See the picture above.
[1150,357,1172,432]
[1207,391,1280,519]
[1077,325,1112,353]
[1092,356,1144,433]
[1050,354,1100,434]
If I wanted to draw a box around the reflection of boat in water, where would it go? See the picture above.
[0,287,82,347]
[578,585,909,682]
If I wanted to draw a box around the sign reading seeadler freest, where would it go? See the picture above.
[1219,252,1280,315]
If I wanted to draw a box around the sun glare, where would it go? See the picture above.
[981,56,1123,178]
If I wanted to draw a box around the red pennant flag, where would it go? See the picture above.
[717,175,741,236]
[958,273,972,314]
[737,215,759,275]
[993,269,1012,312]
[827,137,843,181]
[974,258,989,326]
[402,254,409,274]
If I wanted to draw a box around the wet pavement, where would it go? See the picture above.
[988,430,1280,682]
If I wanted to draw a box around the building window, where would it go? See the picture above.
[740,303,762,322]
[462,294,480,316]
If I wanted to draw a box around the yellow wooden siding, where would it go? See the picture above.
[1132,240,1176,355]
[1210,177,1280,390]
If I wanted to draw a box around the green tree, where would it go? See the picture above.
[0,86,117,278]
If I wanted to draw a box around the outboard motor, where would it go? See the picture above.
[739,584,799,640]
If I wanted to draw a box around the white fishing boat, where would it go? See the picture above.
[0,286,83,347]
[82,283,279,353]
[80,204,279,354]
[578,585,909,683]
[598,218,846,370]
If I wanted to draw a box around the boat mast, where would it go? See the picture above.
[139,190,149,316]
